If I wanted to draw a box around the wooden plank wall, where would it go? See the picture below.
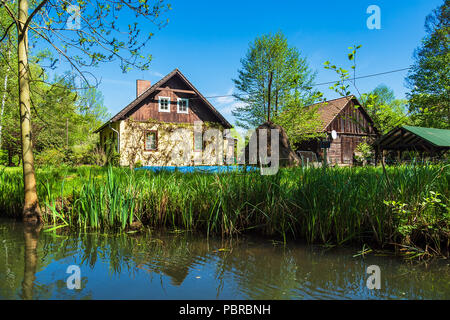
[129,75,220,124]
[327,100,376,135]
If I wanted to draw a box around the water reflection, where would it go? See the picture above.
[0,219,449,300]
[21,223,42,300]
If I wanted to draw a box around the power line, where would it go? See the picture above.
[200,67,412,100]
[314,67,412,86]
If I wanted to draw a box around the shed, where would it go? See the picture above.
[295,96,378,165]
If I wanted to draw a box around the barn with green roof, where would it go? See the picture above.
[375,125,450,157]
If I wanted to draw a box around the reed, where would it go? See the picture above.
[0,164,448,255]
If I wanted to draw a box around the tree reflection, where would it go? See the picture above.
[21,222,42,300]
[0,220,448,300]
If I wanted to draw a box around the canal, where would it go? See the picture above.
[0,219,449,299]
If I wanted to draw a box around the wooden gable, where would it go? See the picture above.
[310,96,378,136]
[94,69,231,133]
[123,70,230,127]
[326,97,378,136]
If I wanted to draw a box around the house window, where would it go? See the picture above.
[158,97,170,112]
[194,132,203,151]
[145,131,158,151]
[177,98,189,114]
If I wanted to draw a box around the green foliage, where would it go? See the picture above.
[354,141,374,164]
[0,0,166,170]
[384,189,449,256]
[272,91,326,144]
[0,61,109,166]
[360,85,409,133]
[35,149,66,167]
[104,139,120,166]
[232,31,319,129]
[324,44,362,97]
[406,0,450,129]
[135,160,143,168]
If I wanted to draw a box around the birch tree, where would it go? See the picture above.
[0,1,14,147]
[0,0,171,223]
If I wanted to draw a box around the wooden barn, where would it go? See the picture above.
[295,96,379,165]
[375,125,450,162]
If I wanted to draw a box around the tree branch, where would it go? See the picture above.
[0,0,18,26]
[0,22,15,43]
[24,0,50,31]
[28,25,97,87]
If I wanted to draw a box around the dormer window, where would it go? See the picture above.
[177,98,189,114]
[158,97,170,112]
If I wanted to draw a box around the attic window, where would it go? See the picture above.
[177,98,189,114]
[158,97,170,112]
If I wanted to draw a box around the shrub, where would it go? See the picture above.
[35,148,66,167]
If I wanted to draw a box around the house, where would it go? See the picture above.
[94,69,233,167]
[295,96,379,165]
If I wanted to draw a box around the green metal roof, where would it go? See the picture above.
[402,125,450,147]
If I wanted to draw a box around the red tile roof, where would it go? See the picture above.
[307,96,355,131]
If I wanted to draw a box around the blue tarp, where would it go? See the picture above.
[135,165,258,173]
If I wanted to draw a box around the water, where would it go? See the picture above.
[0,219,449,300]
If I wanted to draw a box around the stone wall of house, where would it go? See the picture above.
[118,120,234,167]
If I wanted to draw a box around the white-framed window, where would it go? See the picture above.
[145,130,157,151]
[177,98,189,114]
[158,96,170,112]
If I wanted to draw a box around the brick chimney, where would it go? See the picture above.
[136,80,151,98]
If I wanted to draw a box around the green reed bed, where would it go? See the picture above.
[0,164,449,255]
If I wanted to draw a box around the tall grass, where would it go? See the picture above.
[0,164,449,254]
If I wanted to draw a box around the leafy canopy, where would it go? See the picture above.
[406,0,449,129]
[232,31,319,129]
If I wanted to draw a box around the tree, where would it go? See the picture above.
[406,0,449,129]
[360,85,409,134]
[272,91,325,145]
[0,1,16,148]
[232,31,318,129]
[0,0,171,222]
[0,67,108,167]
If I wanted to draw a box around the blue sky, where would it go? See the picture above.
[87,0,442,127]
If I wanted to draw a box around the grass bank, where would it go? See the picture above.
[0,164,449,257]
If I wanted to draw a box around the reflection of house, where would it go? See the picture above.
[94,69,233,167]
[296,96,378,165]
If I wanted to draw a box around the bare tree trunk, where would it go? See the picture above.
[18,0,41,223]
[0,40,12,147]
[275,91,278,117]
